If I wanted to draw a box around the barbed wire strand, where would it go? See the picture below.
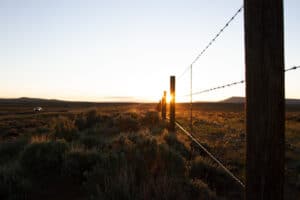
[177,65,300,98]
[175,121,245,189]
[178,5,244,80]
[177,80,244,98]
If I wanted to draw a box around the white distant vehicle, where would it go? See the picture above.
[33,107,43,112]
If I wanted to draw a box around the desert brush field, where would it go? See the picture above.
[0,100,299,200]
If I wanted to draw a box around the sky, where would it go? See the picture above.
[0,0,299,102]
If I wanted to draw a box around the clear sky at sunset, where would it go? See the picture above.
[1,0,299,102]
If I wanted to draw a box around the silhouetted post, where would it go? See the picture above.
[161,91,167,120]
[244,0,284,199]
[157,100,162,112]
[170,76,176,131]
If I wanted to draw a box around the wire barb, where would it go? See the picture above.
[285,65,300,72]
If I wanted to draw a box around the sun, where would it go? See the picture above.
[166,94,172,104]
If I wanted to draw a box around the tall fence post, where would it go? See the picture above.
[161,91,167,120]
[244,0,285,199]
[170,76,176,131]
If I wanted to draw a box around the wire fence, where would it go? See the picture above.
[159,2,299,192]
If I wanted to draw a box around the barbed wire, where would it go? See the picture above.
[285,65,300,72]
[192,80,244,97]
[177,65,300,98]
[177,80,244,98]
[175,121,245,189]
[161,66,299,188]
[174,65,299,187]
[178,5,244,79]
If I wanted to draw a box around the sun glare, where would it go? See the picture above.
[166,94,172,103]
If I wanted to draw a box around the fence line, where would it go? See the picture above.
[159,2,297,197]
[159,65,299,193]
[167,64,299,191]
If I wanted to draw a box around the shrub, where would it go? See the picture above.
[142,111,160,126]
[157,144,187,178]
[147,176,217,200]
[20,141,68,180]
[164,133,191,160]
[127,136,158,182]
[75,113,87,131]
[53,117,78,141]
[83,152,129,199]
[114,113,140,132]
[127,133,140,144]
[78,135,107,150]
[190,140,211,158]
[84,151,184,200]
[149,126,164,135]
[190,156,231,192]
[84,139,187,200]
[0,163,31,200]
[187,179,217,200]
[86,110,100,128]
[36,126,51,135]
[0,138,28,165]
[84,124,120,136]
[62,150,102,182]
[75,112,119,135]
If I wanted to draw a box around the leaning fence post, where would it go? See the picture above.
[161,91,167,120]
[170,76,176,131]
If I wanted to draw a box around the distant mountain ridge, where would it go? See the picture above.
[0,97,65,103]
[222,96,300,104]
[221,97,245,103]
[0,97,140,104]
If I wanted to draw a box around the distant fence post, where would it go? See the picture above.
[170,76,176,131]
[161,91,167,120]
[244,0,285,199]
[157,100,162,112]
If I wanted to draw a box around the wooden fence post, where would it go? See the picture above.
[170,76,176,131]
[244,0,285,199]
[157,100,162,112]
[161,91,167,120]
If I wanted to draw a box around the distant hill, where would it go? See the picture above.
[222,96,300,104]
[0,97,141,105]
[221,97,245,103]
[0,97,65,104]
